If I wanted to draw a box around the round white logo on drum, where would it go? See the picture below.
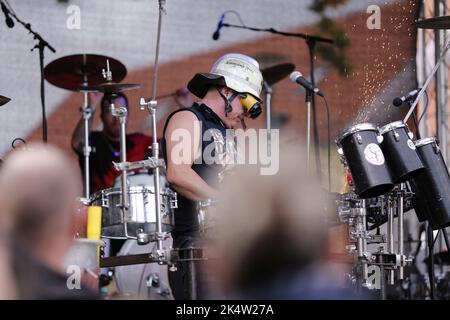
[407,139,416,150]
[364,143,385,166]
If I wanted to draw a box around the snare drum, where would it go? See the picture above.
[90,171,177,238]
[336,123,394,199]
[379,121,424,183]
[411,138,450,230]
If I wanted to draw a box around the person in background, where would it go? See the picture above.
[71,92,152,194]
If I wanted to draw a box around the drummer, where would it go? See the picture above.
[71,92,152,194]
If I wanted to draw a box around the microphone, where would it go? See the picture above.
[289,71,323,97]
[1,1,14,28]
[212,14,225,40]
[393,88,421,107]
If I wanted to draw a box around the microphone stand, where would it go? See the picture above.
[4,1,56,142]
[305,89,312,170]
[221,22,334,179]
[263,81,272,156]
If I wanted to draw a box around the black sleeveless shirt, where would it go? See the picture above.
[162,103,229,237]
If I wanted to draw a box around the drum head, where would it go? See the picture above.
[114,238,174,299]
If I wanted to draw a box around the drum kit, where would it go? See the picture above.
[336,120,450,298]
[36,0,298,298]
[333,14,450,299]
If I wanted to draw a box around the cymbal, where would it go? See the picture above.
[84,82,141,94]
[412,16,450,29]
[44,54,127,91]
[0,95,11,107]
[262,63,295,86]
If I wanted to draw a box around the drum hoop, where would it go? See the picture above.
[90,186,170,202]
[336,123,377,145]
[379,121,407,135]
[414,137,437,148]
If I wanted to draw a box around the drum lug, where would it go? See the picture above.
[170,198,178,209]
[393,130,400,142]
[169,190,178,209]
[376,135,384,144]
[356,134,362,144]
[433,142,440,154]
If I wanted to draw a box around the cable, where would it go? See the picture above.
[320,95,331,191]
[223,10,246,27]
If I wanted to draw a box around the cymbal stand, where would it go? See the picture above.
[80,91,92,200]
[139,0,168,260]
[102,61,133,240]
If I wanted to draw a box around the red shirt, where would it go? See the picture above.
[78,132,152,194]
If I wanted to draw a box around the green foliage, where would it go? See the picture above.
[310,0,352,76]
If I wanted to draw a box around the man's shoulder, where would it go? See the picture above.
[166,108,200,126]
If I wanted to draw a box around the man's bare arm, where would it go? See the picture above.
[165,111,218,201]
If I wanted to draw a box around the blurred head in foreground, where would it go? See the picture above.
[0,143,81,266]
[211,146,352,299]
[0,143,95,299]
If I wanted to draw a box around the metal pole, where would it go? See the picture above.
[305,91,312,171]
[82,90,91,199]
[398,183,405,280]
[403,39,450,123]
[263,81,272,156]
[139,0,167,253]
[358,199,368,281]
[435,0,446,161]
[113,105,131,238]
[387,195,395,285]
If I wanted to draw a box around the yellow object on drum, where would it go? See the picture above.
[87,206,102,240]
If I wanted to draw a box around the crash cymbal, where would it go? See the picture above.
[84,82,141,94]
[44,54,127,91]
[412,16,450,29]
[262,63,295,86]
[0,95,11,107]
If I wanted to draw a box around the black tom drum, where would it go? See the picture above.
[337,123,394,199]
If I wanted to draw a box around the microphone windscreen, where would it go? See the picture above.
[289,71,302,82]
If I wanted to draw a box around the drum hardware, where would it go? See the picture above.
[137,0,167,262]
[44,54,127,199]
[337,185,413,296]
[84,82,141,93]
[99,246,210,268]
[113,158,166,171]
[197,198,217,237]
